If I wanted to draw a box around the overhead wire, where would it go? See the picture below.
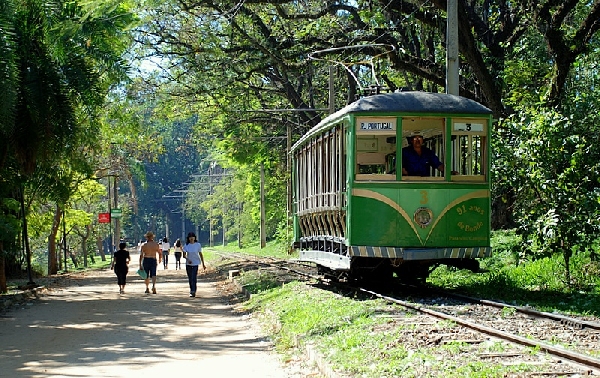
[308,44,396,92]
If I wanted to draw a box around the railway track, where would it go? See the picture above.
[358,286,600,374]
[216,252,600,376]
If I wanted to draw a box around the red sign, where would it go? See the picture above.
[98,213,111,223]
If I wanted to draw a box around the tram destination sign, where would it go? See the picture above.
[357,117,396,132]
[454,122,484,132]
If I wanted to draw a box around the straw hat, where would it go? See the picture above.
[407,130,424,143]
[145,231,155,239]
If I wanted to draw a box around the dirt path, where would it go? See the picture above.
[0,255,312,378]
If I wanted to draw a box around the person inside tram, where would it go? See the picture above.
[401,131,446,176]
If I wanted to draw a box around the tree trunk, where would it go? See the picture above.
[95,236,104,264]
[19,187,35,284]
[47,205,62,275]
[0,242,6,293]
[79,224,91,268]
[563,246,572,288]
[82,236,88,267]
[491,187,515,230]
[69,251,78,268]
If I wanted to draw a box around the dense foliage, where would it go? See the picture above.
[0,0,135,288]
[2,0,600,292]
[129,0,600,286]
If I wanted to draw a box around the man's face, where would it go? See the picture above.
[411,135,423,147]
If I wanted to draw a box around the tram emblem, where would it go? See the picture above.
[414,207,433,228]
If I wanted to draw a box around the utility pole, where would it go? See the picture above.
[63,209,67,272]
[160,194,186,242]
[287,120,292,247]
[108,175,112,257]
[222,199,226,246]
[181,199,185,242]
[260,162,266,248]
[171,168,231,246]
[237,202,242,248]
[209,163,214,247]
[446,0,459,95]
[113,174,119,252]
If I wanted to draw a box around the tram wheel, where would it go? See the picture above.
[349,263,394,285]
[465,258,480,273]
[394,263,431,284]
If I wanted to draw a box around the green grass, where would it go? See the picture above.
[427,251,600,316]
[210,241,297,260]
[209,237,600,317]
[235,278,571,378]
[235,269,285,293]
[72,258,112,272]
[204,236,600,377]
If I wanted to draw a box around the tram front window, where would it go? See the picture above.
[355,117,397,181]
[355,136,396,177]
[401,118,445,179]
[450,120,487,181]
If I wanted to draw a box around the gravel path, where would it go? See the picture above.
[0,256,316,378]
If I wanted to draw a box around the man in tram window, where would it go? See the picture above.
[401,131,445,176]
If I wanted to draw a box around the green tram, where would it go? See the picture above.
[290,91,493,281]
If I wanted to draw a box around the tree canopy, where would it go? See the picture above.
[2,0,600,289]
[0,0,136,286]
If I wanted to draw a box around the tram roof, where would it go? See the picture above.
[291,91,492,152]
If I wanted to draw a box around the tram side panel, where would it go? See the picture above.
[348,185,490,250]
[292,121,349,269]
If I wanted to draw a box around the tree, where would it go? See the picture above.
[0,0,135,280]
[497,106,600,285]
[130,0,600,257]
[133,1,600,120]
[67,179,106,268]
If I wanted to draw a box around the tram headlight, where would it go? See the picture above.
[414,207,433,228]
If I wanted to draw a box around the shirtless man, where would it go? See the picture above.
[139,231,162,294]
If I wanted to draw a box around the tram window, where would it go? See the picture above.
[450,120,487,181]
[355,138,395,177]
[355,117,397,181]
[401,118,445,179]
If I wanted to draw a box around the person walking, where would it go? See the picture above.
[161,237,170,269]
[183,232,205,297]
[173,239,184,270]
[139,231,162,294]
[110,242,130,294]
